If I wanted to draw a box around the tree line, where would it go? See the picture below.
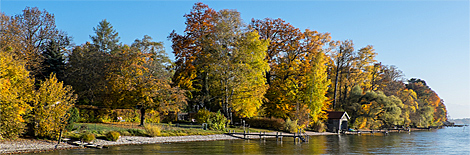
[0,3,447,139]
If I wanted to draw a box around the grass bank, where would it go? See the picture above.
[65,122,276,140]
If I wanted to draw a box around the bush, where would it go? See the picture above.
[127,129,146,136]
[245,117,285,130]
[144,125,162,137]
[195,109,229,131]
[284,118,298,133]
[106,131,120,141]
[207,111,229,131]
[81,133,95,142]
[66,107,80,131]
[195,109,212,124]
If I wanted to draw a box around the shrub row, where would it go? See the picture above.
[245,117,285,131]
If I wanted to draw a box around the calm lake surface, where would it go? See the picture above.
[32,127,469,154]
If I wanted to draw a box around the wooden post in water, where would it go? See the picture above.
[244,131,246,139]
[279,132,283,142]
[276,132,278,141]
[297,131,301,143]
[264,131,266,141]
[293,132,296,143]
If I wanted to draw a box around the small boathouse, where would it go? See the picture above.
[326,111,349,133]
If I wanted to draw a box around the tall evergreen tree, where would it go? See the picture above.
[40,33,71,81]
[90,19,120,53]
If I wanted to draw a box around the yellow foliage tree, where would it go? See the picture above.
[32,73,75,139]
[0,50,34,139]
[230,31,270,118]
[398,89,419,126]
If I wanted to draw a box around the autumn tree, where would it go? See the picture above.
[169,2,217,111]
[0,13,22,54]
[0,49,34,139]
[199,9,270,119]
[345,86,403,129]
[406,78,447,126]
[249,18,303,86]
[376,65,406,96]
[31,73,76,139]
[0,7,65,79]
[251,17,332,127]
[170,3,270,120]
[398,88,419,126]
[104,36,186,126]
[329,40,380,110]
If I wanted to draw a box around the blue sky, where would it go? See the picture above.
[2,1,469,118]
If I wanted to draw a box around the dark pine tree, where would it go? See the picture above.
[40,34,70,82]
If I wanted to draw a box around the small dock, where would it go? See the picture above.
[226,130,309,143]
[345,130,392,135]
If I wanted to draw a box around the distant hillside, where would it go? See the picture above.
[449,118,470,125]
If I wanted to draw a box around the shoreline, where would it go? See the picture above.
[0,131,335,154]
[0,139,80,154]
[0,129,430,154]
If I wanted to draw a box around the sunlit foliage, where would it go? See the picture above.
[0,50,34,139]
[32,74,76,139]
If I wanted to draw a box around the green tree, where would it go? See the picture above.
[40,33,71,81]
[66,19,120,106]
[65,42,107,106]
[344,86,403,129]
[90,19,120,53]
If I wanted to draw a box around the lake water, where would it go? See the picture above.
[31,127,469,154]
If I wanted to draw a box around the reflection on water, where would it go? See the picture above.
[30,127,469,154]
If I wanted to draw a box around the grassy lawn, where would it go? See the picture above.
[65,122,277,140]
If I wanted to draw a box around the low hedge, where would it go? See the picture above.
[245,117,285,131]
[81,132,95,142]
[106,131,121,141]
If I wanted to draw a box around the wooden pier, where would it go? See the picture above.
[226,130,309,143]
[345,130,392,135]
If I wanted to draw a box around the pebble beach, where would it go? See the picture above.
[0,131,336,154]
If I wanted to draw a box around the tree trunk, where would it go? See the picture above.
[140,108,146,126]
[333,66,340,109]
